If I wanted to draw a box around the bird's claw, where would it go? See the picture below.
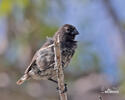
[56,83,67,94]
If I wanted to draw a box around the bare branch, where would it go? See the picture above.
[54,35,68,100]
[39,44,54,51]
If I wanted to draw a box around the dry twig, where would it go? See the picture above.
[54,35,68,100]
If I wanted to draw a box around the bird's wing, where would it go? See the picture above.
[25,52,38,74]
[35,46,54,70]
[25,37,54,74]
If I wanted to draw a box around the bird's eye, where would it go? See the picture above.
[67,28,71,33]
[67,28,70,31]
[64,26,72,33]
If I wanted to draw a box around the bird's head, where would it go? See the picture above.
[54,24,79,42]
[63,24,79,36]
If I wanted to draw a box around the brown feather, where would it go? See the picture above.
[17,24,79,84]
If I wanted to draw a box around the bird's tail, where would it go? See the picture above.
[16,74,30,85]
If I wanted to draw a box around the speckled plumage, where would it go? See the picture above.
[17,24,79,85]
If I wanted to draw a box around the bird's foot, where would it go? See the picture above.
[56,83,67,94]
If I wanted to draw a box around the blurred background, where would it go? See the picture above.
[0,0,125,100]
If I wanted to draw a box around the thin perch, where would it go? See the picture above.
[54,35,68,100]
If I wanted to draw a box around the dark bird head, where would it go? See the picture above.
[63,24,79,36]
[54,24,79,42]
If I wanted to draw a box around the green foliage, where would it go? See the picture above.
[0,0,12,15]
[119,56,125,94]
[0,0,29,16]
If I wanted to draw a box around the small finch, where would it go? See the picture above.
[17,24,79,86]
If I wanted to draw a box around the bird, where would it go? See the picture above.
[16,24,79,89]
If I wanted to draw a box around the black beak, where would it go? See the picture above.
[72,29,79,35]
